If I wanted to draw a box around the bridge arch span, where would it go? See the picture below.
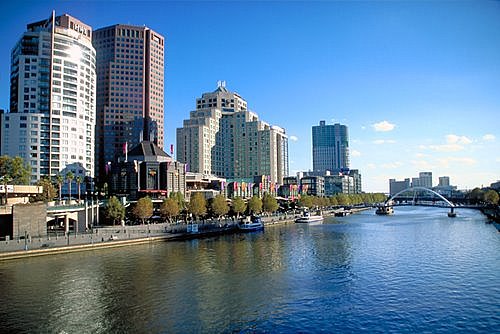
[387,187,455,208]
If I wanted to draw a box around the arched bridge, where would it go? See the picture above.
[380,187,456,217]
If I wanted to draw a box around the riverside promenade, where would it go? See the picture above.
[0,208,369,261]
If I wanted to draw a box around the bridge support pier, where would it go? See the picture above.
[448,207,456,218]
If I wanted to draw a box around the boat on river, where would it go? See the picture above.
[295,210,323,224]
[238,216,264,232]
[375,205,394,215]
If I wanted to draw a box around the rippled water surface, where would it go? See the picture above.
[1,207,499,333]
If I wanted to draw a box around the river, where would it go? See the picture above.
[0,207,498,333]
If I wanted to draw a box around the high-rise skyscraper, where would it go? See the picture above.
[93,24,164,180]
[312,121,349,175]
[1,12,96,183]
[176,82,288,183]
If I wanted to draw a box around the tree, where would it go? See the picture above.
[298,194,313,209]
[232,197,246,218]
[55,174,64,202]
[262,193,278,214]
[160,197,179,222]
[469,188,484,204]
[66,171,74,201]
[0,155,30,185]
[105,196,126,225]
[169,191,185,210]
[248,195,262,214]
[188,192,207,221]
[484,189,499,206]
[34,177,57,202]
[76,176,83,201]
[133,196,154,224]
[211,194,229,219]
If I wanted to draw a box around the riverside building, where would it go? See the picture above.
[176,82,288,184]
[312,121,349,175]
[1,12,96,183]
[93,24,164,181]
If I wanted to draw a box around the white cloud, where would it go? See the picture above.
[428,144,464,152]
[437,157,477,168]
[351,150,361,157]
[415,153,427,158]
[372,120,396,132]
[366,163,377,169]
[482,134,495,141]
[361,126,366,130]
[289,135,298,142]
[381,161,403,169]
[373,139,396,145]
[446,134,472,145]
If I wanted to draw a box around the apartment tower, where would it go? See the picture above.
[93,24,164,180]
[176,82,288,183]
[1,12,96,183]
[312,121,349,175]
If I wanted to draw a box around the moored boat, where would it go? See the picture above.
[295,210,323,224]
[238,216,264,232]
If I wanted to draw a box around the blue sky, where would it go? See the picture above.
[1,1,499,192]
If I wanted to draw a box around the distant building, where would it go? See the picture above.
[312,121,349,175]
[324,174,352,196]
[439,176,450,187]
[419,172,433,188]
[411,177,420,188]
[109,141,185,201]
[176,83,288,184]
[1,12,96,183]
[300,175,324,197]
[389,178,410,196]
[491,181,500,191]
[93,24,165,181]
[348,169,362,194]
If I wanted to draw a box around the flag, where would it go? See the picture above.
[123,142,128,154]
[170,144,174,155]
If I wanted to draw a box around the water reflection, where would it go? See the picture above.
[0,207,498,333]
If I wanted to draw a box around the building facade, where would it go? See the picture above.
[176,83,288,184]
[109,141,185,201]
[1,12,96,183]
[312,121,349,175]
[93,24,164,181]
[418,172,433,188]
[389,178,410,196]
[438,176,450,187]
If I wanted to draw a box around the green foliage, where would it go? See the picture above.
[106,196,126,225]
[54,174,64,202]
[34,177,57,202]
[133,196,154,223]
[75,176,84,201]
[169,191,186,210]
[483,189,499,205]
[469,188,484,204]
[0,156,30,185]
[298,194,313,208]
[66,171,74,199]
[232,197,246,217]
[262,193,279,214]
[160,197,180,222]
[188,192,207,219]
[248,195,263,214]
[211,194,229,218]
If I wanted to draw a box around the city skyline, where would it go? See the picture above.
[0,1,499,192]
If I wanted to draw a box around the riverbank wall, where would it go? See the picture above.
[0,207,373,261]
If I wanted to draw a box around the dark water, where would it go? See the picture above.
[0,207,499,333]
